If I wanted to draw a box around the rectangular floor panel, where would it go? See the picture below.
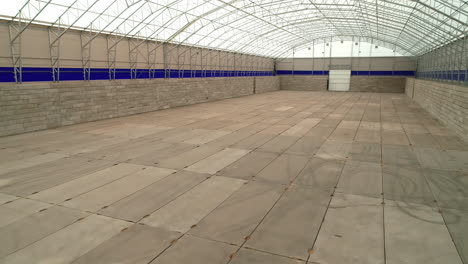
[0,206,89,258]
[254,154,309,184]
[216,151,278,180]
[0,157,114,196]
[99,170,208,222]
[385,204,462,264]
[71,224,181,264]
[245,185,330,260]
[140,176,246,233]
[62,166,175,212]
[29,163,147,204]
[185,148,251,174]
[188,181,284,245]
[150,235,237,264]
[0,214,131,264]
[309,193,384,264]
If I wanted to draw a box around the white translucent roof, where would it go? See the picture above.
[3,0,467,58]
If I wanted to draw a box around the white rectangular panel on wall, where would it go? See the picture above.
[328,70,351,91]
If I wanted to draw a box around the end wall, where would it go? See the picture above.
[350,76,406,93]
[405,78,468,142]
[280,76,328,91]
[0,76,279,137]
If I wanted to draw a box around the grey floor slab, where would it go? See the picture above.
[382,122,404,131]
[414,147,468,172]
[328,128,357,142]
[407,133,441,148]
[294,157,344,190]
[309,193,384,264]
[0,198,51,228]
[83,139,173,162]
[355,129,381,143]
[316,118,341,128]
[0,153,67,175]
[99,170,208,222]
[0,206,88,258]
[150,235,237,264]
[382,145,420,167]
[71,224,181,264]
[231,248,304,264]
[403,124,429,134]
[441,208,468,264]
[0,214,131,264]
[433,135,468,151]
[185,148,250,174]
[424,169,468,210]
[1,91,467,264]
[0,193,18,205]
[156,145,223,170]
[62,166,175,212]
[304,126,335,139]
[162,129,208,143]
[381,131,410,145]
[383,165,435,207]
[285,136,325,157]
[129,143,196,166]
[245,185,330,260]
[258,135,300,153]
[385,204,462,264]
[29,163,146,204]
[217,151,278,180]
[281,118,320,137]
[0,157,114,196]
[184,130,231,144]
[188,181,283,245]
[337,160,382,198]
[337,120,360,130]
[348,142,382,163]
[255,154,309,184]
[231,133,276,150]
[141,176,245,233]
[315,141,352,160]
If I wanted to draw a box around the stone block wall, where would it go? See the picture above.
[279,76,328,91]
[406,78,468,142]
[255,76,280,94]
[349,76,406,93]
[0,76,279,137]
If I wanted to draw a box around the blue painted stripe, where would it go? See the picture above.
[0,67,274,82]
[276,70,415,76]
[417,70,467,82]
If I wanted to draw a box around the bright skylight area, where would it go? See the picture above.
[2,0,467,58]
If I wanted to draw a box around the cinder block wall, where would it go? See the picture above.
[406,78,468,142]
[0,76,279,137]
[279,76,328,91]
[255,76,280,93]
[349,76,406,93]
[279,75,406,92]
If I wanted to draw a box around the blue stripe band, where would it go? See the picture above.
[0,67,274,82]
[276,70,416,76]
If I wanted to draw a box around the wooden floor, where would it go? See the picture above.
[0,90,467,264]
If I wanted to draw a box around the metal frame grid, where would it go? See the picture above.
[417,36,467,85]
[3,0,468,83]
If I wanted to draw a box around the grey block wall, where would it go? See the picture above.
[406,78,468,142]
[255,76,280,94]
[0,76,279,137]
[279,75,406,92]
[349,76,406,93]
[279,76,328,91]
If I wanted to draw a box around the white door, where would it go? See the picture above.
[328,70,351,91]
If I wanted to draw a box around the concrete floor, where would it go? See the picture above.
[0,90,467,264]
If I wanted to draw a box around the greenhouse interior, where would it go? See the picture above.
[0,0,467,263]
